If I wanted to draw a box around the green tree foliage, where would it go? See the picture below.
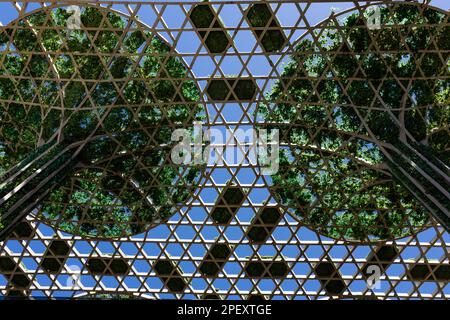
[259,3,449,241]
[0,6,204,237]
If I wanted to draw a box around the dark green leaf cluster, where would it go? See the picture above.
[0,6,204,237]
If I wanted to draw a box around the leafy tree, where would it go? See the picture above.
[0,6,204,238]
[259,3,449,241]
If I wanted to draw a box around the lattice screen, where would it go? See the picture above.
[0,0,449,300]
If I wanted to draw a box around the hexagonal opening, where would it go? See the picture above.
[210,186,246,224]
[5,289,27,298]
[154,260,174,276]
[199,243,232,277]
[190,3,216,28]
[247,227,269,243]
[246,3,286,52]
[376,245,399,261]
[210,243,231,260]
[10,274,30,289]
[153,259,187,293]
[260,208,281,224]
[166,277,187,293]
[86,257,129,275]
[0,257,16,272]
[259,30,286,53]
[409,264,431,280]
[199,262,220,277]
[245,258,289,278]
[314,261,346,295]
[207,79,257,101]
[7,221,34,239]
[204,32,230,54]
[41,258,62,274]
[87,258,107,274]
[363,245,399,277]
[323,280,346,296]
[315,262,337,277]
[109,259,130,275]
[206,79,229,101]
[434,265,450,281]
[247,207,281,243]
[269,261,289,278]
[247,3,273,27]
[41,240,71,274]
[210,207,233,225]
[48,240,71,256]
[408,263,449,281]
[222,186,245,205]
[234,80,257,100]
[245,261,265,277]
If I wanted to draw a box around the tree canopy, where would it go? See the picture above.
[259,3,449,241]
[0,6,204,237]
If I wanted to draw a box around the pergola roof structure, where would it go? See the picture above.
[0,0,448,300]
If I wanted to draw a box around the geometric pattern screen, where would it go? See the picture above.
[0,0,448,300]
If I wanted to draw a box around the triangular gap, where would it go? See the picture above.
[133,3,158,28]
